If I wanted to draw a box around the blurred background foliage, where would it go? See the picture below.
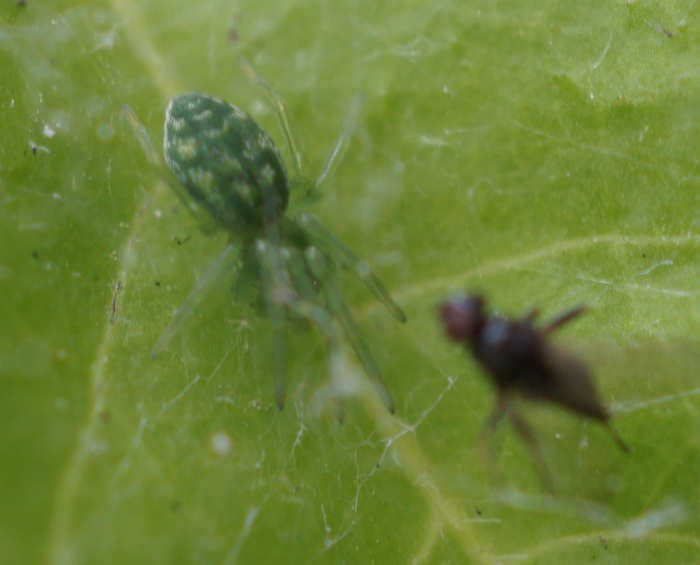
[1,0,700,563]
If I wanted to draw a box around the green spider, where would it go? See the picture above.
[123,59,406,419]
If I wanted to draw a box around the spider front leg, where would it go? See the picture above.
[239,57,306,178]
[255,239,294,410]
[305,246,396,414]
[282,245,358,421]
[299,213,406,323]
[255,240,350,421]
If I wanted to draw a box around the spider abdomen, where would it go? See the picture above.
[164,93,289,238]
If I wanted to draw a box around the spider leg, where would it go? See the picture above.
[281,247,320,301]
[542,305,587,335]
[238,57,307,178]
[152,242,241,358]
[233,245,261,307]
[122,104,161,166]
[286,295,349,423]
[311,94,364,198]
[305,246,396,414]
[122,105,217,234]
[298,213,406,323]
[256,241,350,421]
[242,50,311,407]
[255,240,294,409]
[238,58,363,205]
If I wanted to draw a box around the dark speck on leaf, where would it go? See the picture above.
[173,235,191,246]
[653,23,674,37]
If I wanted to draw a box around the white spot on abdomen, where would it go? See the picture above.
[176,137,198,159]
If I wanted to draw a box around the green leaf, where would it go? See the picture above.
[2,0,700,564]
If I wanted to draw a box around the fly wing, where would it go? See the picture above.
[537,340,610,422]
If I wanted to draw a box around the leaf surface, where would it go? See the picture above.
[1,0,699,563]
